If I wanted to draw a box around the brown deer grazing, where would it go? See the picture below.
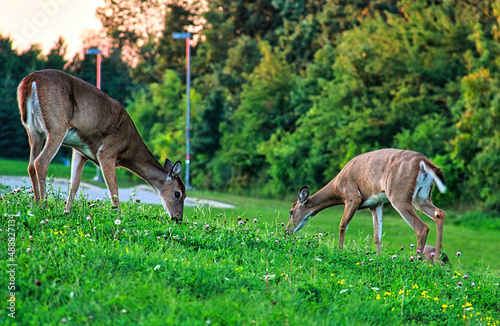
[285,149,446,255]
[17,69,185,220]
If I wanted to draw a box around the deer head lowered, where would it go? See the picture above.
[17,69,186,221]
[286,149,446,255]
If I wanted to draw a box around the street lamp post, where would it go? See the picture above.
[172,32,191,189]
[86,48,103,182]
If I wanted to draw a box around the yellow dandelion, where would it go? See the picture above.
[376,294,380,300]
[413,284,419,289]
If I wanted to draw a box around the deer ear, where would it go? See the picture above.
[164,159,173,169]
[168,161,182,179]
[298,186,309,204]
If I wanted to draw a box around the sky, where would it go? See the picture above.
[0,0,105,58]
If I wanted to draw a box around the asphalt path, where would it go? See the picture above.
[0,175,235,209]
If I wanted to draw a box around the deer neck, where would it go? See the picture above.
[121,144,167,190]
[306,180,344,215]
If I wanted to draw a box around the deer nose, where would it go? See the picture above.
[171,213,182,223]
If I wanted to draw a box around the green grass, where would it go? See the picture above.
[1,183,499,325]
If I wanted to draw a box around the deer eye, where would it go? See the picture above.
[174,191,182,199]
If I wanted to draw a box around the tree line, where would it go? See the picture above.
[1,0,499,211]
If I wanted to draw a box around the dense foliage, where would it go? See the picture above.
[1,0,499,211]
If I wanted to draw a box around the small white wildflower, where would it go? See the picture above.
[114,219,121,225]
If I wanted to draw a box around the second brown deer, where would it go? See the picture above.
[286,149,446,255]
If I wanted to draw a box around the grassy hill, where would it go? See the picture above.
[0,178,499,325]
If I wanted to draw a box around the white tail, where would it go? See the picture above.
[286,149,446,255]
[17,69,186,220]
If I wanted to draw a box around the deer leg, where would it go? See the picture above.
[97,153,120,210]
[370,204,384,255]
[391,200,429,254]
[338,196,361,250]
[33,133,65,201]
[64,150,88,214]
[413,198,445,255]
[27,132,43,201]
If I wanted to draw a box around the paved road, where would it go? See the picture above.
[0,175,235,209]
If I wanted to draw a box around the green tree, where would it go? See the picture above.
[215,42,295,192]
[45,37,68,70]
[126,70,202,180]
